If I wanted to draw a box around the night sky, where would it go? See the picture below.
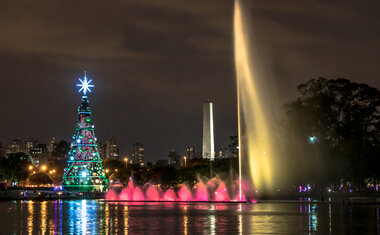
[0,0,379,162]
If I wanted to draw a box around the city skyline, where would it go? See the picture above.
[1,0,380,162]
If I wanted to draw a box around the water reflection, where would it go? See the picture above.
[105,203,109,235]
[238,204,243,235]
[2,200,380,234]
[81,200,87,234]
[377,205,379,234]
[27,201,33,235]
[329,202,332,234]
[123,205,129,234]
[41,201,47,234]
[308,203,318,233]
[183,205,188,235]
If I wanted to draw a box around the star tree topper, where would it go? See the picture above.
[76,71,94,95]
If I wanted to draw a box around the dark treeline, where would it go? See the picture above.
[0,141,70,186]
[277,77,380,188]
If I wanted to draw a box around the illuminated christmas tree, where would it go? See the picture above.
[62,73,108,191]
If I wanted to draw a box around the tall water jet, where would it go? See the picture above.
[234,0,274,196]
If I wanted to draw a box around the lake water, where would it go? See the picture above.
[0,200,379,234]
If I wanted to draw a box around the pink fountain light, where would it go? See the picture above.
[145,185,161,201]
[163,188,177,201]
[105,188,118,201]
[178,184,193,201]
[214,182,230,201]
[194,182,208,201]
[106,177,251,202]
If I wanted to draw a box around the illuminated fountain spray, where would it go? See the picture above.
[106,177,245,202]
[234,0,273,199]
[105,0,272,202]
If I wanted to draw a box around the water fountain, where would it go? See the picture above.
[234,0,274,197]
[105,0,272,202]
[106,177,248,202]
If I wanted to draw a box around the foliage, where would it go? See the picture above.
[282,78,380,185]
[102,159,125,171]
[0,152,31,182]
[28,173,52,186]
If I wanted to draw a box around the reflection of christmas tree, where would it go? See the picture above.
[62,74,107,191]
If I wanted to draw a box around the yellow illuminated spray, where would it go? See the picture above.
[234,0,273,194]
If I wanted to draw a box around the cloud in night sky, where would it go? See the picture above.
[0,0,379,161]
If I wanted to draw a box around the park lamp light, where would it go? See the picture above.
[41,165,47,171]
[308,136,317,144]
[28,165,33,171]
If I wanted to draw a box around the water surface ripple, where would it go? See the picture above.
[1,200,379,234]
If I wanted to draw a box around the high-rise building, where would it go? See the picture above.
[202,100,215,160]
[25,139,38,155]
[8,137,22,154]
[47,137,57,154]
[132,141,144,167]
[105,136,119,159]
[168,149,180,168]
[186,145,196,159]
[29,143,48,168]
